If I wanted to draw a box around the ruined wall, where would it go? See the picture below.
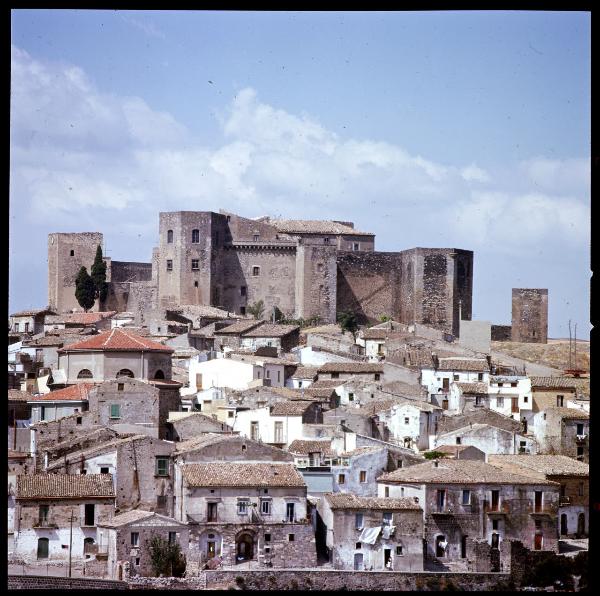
[491,325,513,342]
[511,289,548,344]
[109,261,153,283]
[48,233,104,314]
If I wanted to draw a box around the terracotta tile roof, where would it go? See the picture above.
[288,439,333,456]
[361,329,409,341]
[270,401,314,416]
[182,463,306,488]
[318,362,384,374]
[544,407,589,420]
[229,353,298,366]
[437,409,521,435]
[57,328,173,353]
[16,474,115,499]
[378,460,559,486]
[8,450,30,459]
[357,397,406,417]
[381,381,427,398]
[29,383,96,402]
[455,382,489,394]
[304,387,338,399]
[339,446,384,457]
[309,379,343,388]
[272,219,373,237]
[291,366,320,380]
[437,358,490,372]
[11,309,56,317]
[325,493,421,510]
[243,324,300,338]
[45,311,117,326]
[215,320,263,335]
[175,433,242,454]
[488,455,589,478]
[529,377,578,390]
[24,336,65,347]
[99,510,187,528]
[433,445,482,457]
[8,389,34,401]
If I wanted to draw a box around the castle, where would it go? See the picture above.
[48,210,474,336]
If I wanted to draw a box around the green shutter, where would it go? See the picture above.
[110,404,120,419]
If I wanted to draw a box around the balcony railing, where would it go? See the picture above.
[33,517,58,528]
[483,504,507,515]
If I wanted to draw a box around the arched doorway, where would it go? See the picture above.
[84,537,95,557]
[560,514,568,536]
[577,513,586,537]
[235,532,254,563]
[154,370,165,380]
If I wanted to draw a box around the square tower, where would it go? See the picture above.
[511,288,548,343]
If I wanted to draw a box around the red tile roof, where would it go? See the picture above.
[29,383,96,402]
[57,328,173,353]
[46,311,117,326]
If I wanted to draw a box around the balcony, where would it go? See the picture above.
[483,504,507,516]
[530,506,555,516]
[33,517,58,528]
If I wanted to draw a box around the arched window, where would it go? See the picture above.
[154,370,165,380]
[116,369,134,378]
[192,229,200,243]
[84,537,95,555]
[167,230,173,244]
[77,369,93,379]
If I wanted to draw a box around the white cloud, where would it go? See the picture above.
[461,163,490,183]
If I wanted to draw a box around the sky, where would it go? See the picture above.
[9,10,591,338]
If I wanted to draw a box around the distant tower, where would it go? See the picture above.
[48,233,104,313]
[511,288,548,344]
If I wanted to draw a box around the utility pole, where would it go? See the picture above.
[568,320,572,369]
[574,323,577,369]
[68,507,74,578]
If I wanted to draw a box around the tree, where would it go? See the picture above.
[75,267,95,312]
[247,299,265,320]
[90,245,109,303]
[273,305,284,323]
[337,310,358,337]
[423,451,448,460]
[148,535,186,577]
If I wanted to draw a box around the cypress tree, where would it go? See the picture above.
[75,267,96,312]
[91,245,109,303]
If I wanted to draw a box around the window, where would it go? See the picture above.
[478,373,484,381]
[385,486,390,497]
[77,369,93,379]
[576,446,584,461]
[511,382,518,387]
[331,372,339,379]
[135,557,140,566]
[437,490,447,510]
[355,513,364,530]
[359,470,367,483]
[109,404,121,419]
[404,417,410,424]
[252,266,260,276]
[167,230,173,243]
[84,504,95,526]
[191,259,199,271]
[274,421,284,443]
[462,490,471,505]
[237,500,250,515]
[557,395,564,407]
[400,487,404,497]
[24,322,30,333]
[70,250,75,256]
[524,395,529,403]
[240,306,246,315]
[397,460,403,469]
[577,423,584,435]
[324,237,330,244]
[240,286,247,296]
[207,502,218,521]
[264,533,271,542]
[453,374,459,381]
[338,473,345,485]
[131,532,139,547]
[117,383,124,391]
[167,259,173,271]
[382,512,393,526]
[492,519,499,530]
[100,467,110,474]
[155,457,169,477]
[157,495,168,510]
[578,482,584,496]
[475,395,484,406]
[76,416,83,425]
[194,281,198,288]
[396,545,404,556]
[353,242,360,251]
[491,490,500,511]
[374,373,381,381]
[117,369,134,378]
[496,396,504,407]
[39,505,49,525]
[349,393,354,401]
[168,532,177,545]
[13,322,20,332]
[253,234,259,241]
[250,421,260,441]
[192,229,200,243]
[286,502,295,522]
[356,542,362,549]
[288,534,295,542]
[228,411,234,418]
[261,499,272,515]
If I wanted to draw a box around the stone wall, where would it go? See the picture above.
[491,325,512,341]
[7,575,127,590]
[511,289,548,344]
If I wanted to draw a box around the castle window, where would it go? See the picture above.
[70,250,75,256]
[192,259,199,271]
[192,229,200,243]
[252,266,260,276]
[194,281,198,288]
[167,230,173,243]
[374,373,381,381]
[77,369,93,379]
[241,286,247,296]
[166,260,173,271]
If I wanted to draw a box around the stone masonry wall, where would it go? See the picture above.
[491,325,512,341]
[8,575,127,590]
[511,289,548,344]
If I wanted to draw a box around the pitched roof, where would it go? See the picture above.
[243,324,300,338]
[214,320,263,335]
[339,446,384,457]
[29,383,96,402]
[98,510,187,528]
[325,493,421,510]
[318,362,384,374]
[229,353,298,366]
[302,387,337,399]
[46,311,117,326]
[488,455,589,478]
[8,389,34,402]
[288,439,333,456]
[174,433,239,454]
[291,366,319,380]
[57,328,173,353]
[272,219,373,237]
[361,329,408,341]
[23,336,65,347]
[356,397,406,417]
[309,379,344,389]
[529,377,578,390]
[433,444,483,457]
[544,407,589,420]
[270,401,314,416]
[11,309,56,317]
[437,358,490,372]
[16,474,115,499]
[182,463,305,488]
[381,381,427,398]
[437,409,521,435]
[378,459,558,486]
[455,382,489,394]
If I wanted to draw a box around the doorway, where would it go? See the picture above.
[461,535,468,558]
[236,532,254,563]
[577,513,586,537]
[435,536,446,558]
[534,534,543,550]
[353,552,364,570]
[491,533,499,549]
[207,541,216,559]
[384,548,392,569]
[560,514,568,536]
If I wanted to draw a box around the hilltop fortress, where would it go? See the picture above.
[48,210,474,335]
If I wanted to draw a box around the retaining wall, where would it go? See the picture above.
[7,574,127,590]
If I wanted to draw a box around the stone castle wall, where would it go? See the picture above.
[511,289,548,344]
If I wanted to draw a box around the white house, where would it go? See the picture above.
[188,357,256,392]
[488,376,533,422]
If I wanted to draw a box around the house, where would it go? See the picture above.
[420,357,490,409]
[239,323,301,354]
[166,411,231,442]
[232,401,323,448]
[356,328,410,363]
[229,353,298,388]
[212,320,264,350]
[530,377,579,412]
[28,383,95,424]
[8,341,40,393]
[8,389,32,425]
[98,509,189,579]
[44,434,176,516]
[533,407,589,462]
[488,455,588,538]
[377,459,560,569]
[288,439,335,469]
[317,493,423,571]
[287,365,319,389]
[174,462,317,567]
[54,328,174,384]
[431,445,486,461]
[21,335,66,372]
[487,376,533,425]
[317,362,384,383]
[13,474,115,562]
[331,446,389,496]
[9,309,56,338]
[44,311,117,333]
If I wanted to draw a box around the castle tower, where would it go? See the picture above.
[511,288,548,343]
[48,232,104,313]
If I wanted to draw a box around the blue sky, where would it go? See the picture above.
[10,10,590,337]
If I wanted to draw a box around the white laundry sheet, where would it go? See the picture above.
[358,526,382,545]
[382,525,396,539]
